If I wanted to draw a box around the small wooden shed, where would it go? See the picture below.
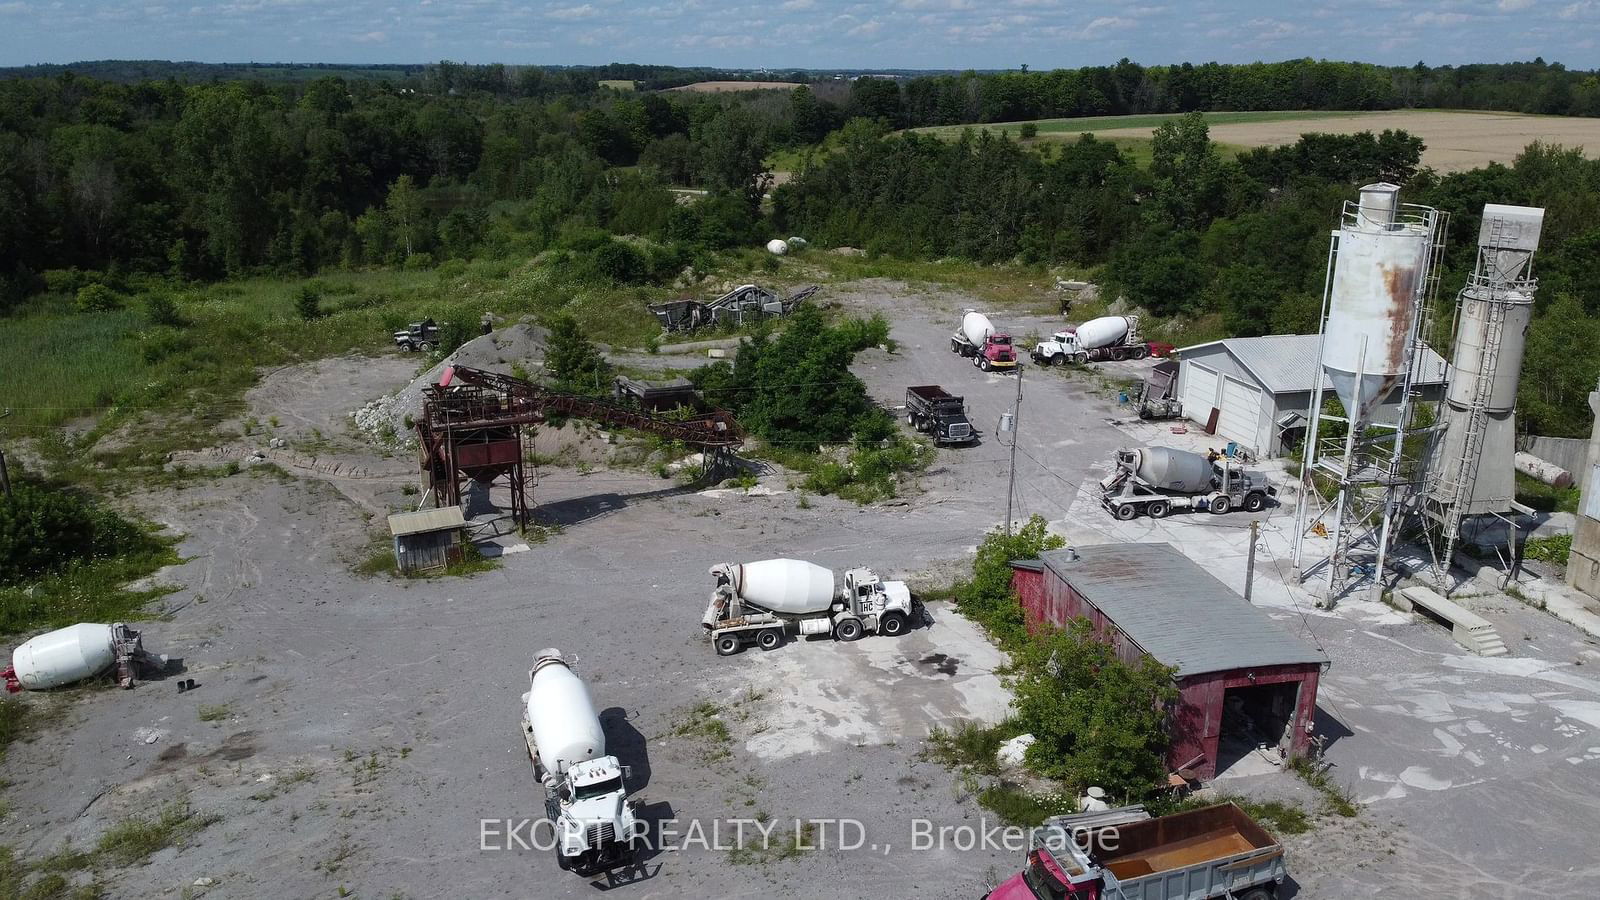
[387,507,466,574]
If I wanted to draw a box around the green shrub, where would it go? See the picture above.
[1525,533,1572,565]
[141,290,185,328]
[74,284,122,312]
[294,285,322,321]
[953,516,1063,649]
[1012,618,1178,795]
[0,479,156,585]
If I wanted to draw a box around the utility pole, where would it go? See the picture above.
[1000,368,1023,536]
[1244,519,1260,604]
[0,409,12,501]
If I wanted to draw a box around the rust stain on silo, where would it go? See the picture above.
[1383,264,1419,372]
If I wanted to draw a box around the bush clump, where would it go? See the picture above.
[0,480,156,585]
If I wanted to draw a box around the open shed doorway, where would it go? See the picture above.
[1215,681,1301,777]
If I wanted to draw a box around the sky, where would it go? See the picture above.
[0,0,1596,71]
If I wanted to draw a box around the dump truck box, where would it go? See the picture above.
[1098,803,1285,900]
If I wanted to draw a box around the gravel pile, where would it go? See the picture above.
[351,323,550,446]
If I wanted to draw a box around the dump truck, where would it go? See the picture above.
[984,803,1286,900]
[520,649,641,875]
[951,311,1018,372]
[1031,315,1148,365]
[393,317,440,352]
[906,385,976,446]
[1100,446,1272,520]
[701,559,918,655]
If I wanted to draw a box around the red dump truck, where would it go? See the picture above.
[984,803,1286,900]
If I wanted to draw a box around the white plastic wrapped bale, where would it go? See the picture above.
[765,239,789,255]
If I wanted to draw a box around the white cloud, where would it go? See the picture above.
[780,0,815,8]
[1411,11,1474,25]
[352,29,387,42]
[1077,15,1133,38]
[547,3,599,20]
[1498,0,1535,10]
[847,18,883,37]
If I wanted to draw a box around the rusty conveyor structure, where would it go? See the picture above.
[649,283,820,332]
[417,365,741,528]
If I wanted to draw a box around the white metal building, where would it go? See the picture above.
[1174,334,1447,458]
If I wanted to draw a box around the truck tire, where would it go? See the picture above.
[418,341,434,353]
[715,633,742,656]
[757,628,783,651]
[555,852,572,871]
[835,618,863,641]
[951,338,961,353]
[1244,491,1266,512]
[1110,347,1127,361]
[1114,503,1139,521]
[1138,406,1153,420]
[1132,345,1149,360]
[1051,353,1067,367]
[880,611,908,637]
[1236,889,1273,900]
[1210,494,1231,515]
[1073,352,1089,365]
[1147,500,1170,519]
[978,357,991,371]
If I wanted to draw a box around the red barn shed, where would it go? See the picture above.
[1012,543,1327,781]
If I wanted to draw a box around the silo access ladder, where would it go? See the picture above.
[1434,214,1512,574]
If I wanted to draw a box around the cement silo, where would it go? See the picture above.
[1425,204,1544,561]
[1293,183,1445,607]
[1321,183,1434,425]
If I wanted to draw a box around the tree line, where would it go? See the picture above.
[852,58,1600,127]
[774,115,1600,437]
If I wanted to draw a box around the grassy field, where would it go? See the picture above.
[0,255,681,476]
[910,109,1368,140]
[911,109,1600,172]
[598,79,636,91]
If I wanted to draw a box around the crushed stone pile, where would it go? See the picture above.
[351,323,550,447]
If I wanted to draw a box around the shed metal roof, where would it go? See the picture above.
[1031,543,1326,677]
[1177,334,1446,395]
[388,506,466,537]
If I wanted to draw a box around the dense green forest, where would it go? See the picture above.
[1,61,1598,437]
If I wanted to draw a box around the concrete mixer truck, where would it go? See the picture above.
[701,559,919,655]
[520,649,641,875]
[1031,315,1148,365]
[4,622,168,692]
[951,311,1018,372]
[1099,446,1272,521]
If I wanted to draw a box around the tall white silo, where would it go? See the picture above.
[1426,204,1544,560]
[1321,183,1435,425]
[1293,182,1445,608]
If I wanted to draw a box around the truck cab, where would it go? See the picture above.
[976,334,1017,371]
[1032,331,1088,366]
[548,756,636,871]
[394,317,440,352]
[840,568,918,637]
[986,847,1102,900]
